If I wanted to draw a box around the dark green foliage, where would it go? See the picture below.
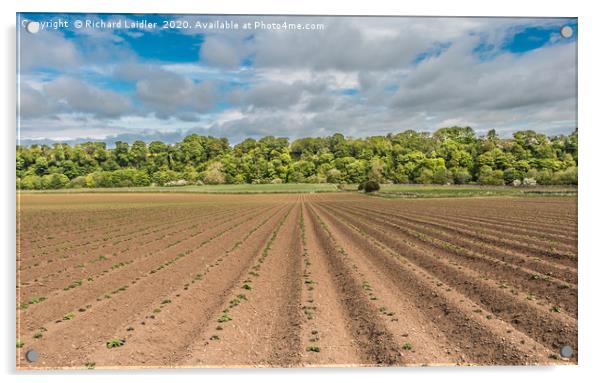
[363,180,380,192]
[16,128,578,189]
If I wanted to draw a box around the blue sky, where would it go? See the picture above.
[17,14,577,145]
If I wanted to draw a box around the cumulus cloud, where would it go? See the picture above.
[115,63,218,119]
[389,39,576,117]
[44,77,133,118]
[19,30,79,71]
[201,36,245,68]
[20,76,132,119]
[18,15,577,143]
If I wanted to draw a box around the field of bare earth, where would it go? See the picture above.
[16,192,577,368]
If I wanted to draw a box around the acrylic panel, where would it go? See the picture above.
[16,13,578,369]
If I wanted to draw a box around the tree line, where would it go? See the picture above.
[16,127,578,189]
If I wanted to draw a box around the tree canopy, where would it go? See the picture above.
[16,127,578,189]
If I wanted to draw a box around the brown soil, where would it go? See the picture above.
[16,193,577,369]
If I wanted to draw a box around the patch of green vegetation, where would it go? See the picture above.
[106,338,125,349]
[85,362,96,369]
[242,283,252,290]
[31,183,340,194]
[357,184,577,199]
[28,296,46,305]
[361,282,372,291]
[63,280,83,291]
[402,342,413,350]
[218,313,233,323]
[16,340,24,348]
[306,346,321,352]
[63,312,75,320]
[303,306,316,320]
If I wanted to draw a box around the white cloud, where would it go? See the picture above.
[18,16,577,142]
[20,76,132,119]
[19,30,79,71]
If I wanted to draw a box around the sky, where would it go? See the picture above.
[17,14,577,146]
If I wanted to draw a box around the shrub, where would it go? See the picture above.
[452,168,472,184]
[478,166,504,185]
[326,168,342,183]
[68,176,87,189]
[552,166,577,185]
[415,168,434,184]
[432,168,452,184]
[503,168,524,185]
[363,180,380,193]
[202,162,226,185]
[41,173,69,189]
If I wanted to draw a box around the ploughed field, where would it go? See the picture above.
[16,193,577,368]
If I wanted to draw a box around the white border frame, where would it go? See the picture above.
[2,1,599,382]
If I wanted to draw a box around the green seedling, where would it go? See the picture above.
[106,338,125,349]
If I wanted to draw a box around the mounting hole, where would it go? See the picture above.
[560,26,573,39]
[25,349,39,363]
[560,345,573,358]
[25,21,40,34]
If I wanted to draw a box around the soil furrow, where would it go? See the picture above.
[176,202,302,367]
[310,201,562,365]
[315,201,577,357]
[304,204,404,366]
[17,203,291,368]
[18,204,283,335]
[328,203,578,314]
